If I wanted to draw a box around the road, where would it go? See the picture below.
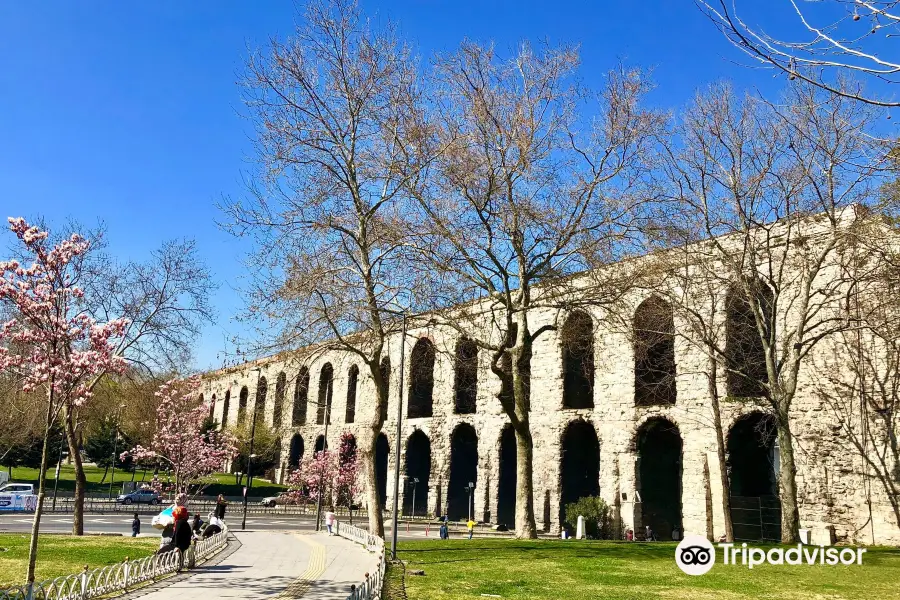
[0,513,449,541]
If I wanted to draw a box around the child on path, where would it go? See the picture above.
[324,510,336,535]
[466,519,476,540]
[131,513,140,537]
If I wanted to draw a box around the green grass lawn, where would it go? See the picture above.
[395,539,900,600]
[3,464,286,498]
[0,534,157,588]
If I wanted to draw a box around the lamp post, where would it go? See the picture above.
[466,482,475,522]
[109,403,126,500]
[314,377,333,531]
[51,440,67,511]
[411,477,419,519]
[390,312,408,560]
[241,367,262,531]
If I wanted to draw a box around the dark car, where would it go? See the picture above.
[116,489,161,505]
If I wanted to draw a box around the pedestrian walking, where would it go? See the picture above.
[439,516,449,540]
[173,506,193,570]
[215,494,228,520]
[324,510,336,535]
[131,513,141,537]
[466,519,476,540]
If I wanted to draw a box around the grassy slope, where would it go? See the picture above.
[397,539,900,600]
[4,464,286,498]
[0,534,157,588]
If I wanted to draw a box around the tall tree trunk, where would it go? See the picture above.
[776,406,800,543]
[361,429,384,537]
[62,406,86,536]
[707,357,734,542]
[512,341,537,539]
[25,401,54,587]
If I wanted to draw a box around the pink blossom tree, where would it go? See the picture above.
[335,433,361,523]
[300,449,338,510]
[0,218,127,587]
[123,376,236,499]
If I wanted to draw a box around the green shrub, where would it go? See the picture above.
[564,496,612,539]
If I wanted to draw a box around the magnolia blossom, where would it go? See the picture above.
[285,432,361,509]
[0,218,127,405]
[123,376,236,495]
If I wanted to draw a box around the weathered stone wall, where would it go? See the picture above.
[199,239,900,545]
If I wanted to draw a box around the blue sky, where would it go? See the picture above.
[0,1,819,371]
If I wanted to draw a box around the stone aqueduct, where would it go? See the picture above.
[200,282,900,546]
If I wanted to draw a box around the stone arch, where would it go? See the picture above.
[726,412,778,497]
[288,434,304,468]
[273,372,286,428]
[453,337,478,414]
[238,386,249,425]
[408,339,435,419]
[726,283,772,398]
[447,423,479,520]
[496,425,517,528]
[255,376,268,422]
[634,296,677,406]
[293,367,310,426]
[403,430,431,516]
[379,357,391,422]
[345,365,359,424]
[317,363,334,425]
[560,419,600,515]
[635,416,682,539]
[209,394,215,422]
[376,433,389,507]
[561,311,594,409]
[221,391,230,429]
[314,435,328,453]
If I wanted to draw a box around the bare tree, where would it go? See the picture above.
[407,42,663,538]
[223,0,427,538]
[698,0,900,107]
[653,80,893,542]
[63,238,215,535]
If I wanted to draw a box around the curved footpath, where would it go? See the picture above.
[130,530,373,600]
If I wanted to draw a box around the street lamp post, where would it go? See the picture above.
[51,437,67,511]
[411,477,419,519]
[390,312,408,560]
[314,377,333,532]
[241,368,262,531]
[466,482,475,522]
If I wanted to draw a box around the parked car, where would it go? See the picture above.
[260,494,300,508]
[116,489,161,505]
[0,483,34,495]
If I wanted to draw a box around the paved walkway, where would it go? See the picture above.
[132,530,375,600]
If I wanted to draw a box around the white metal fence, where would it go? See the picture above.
[0,527,229,600]
[330,521,386,600]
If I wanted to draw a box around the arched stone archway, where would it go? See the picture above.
[221,391,230,429]
[376,433,389,507]
[273,372,286,428]
[288,434,304,468]
[635,417,682,539]
[726,284,772,398]
[561,311,594,409]
[293,368,310,426]
[317,364,334,425]
[453,338,478,414]
[238,387,249,425]
[403,430,431,516]
[634,296,676,406]
[727,412,778,497]
[496,425,517,528]
[379,357,391,422]
[314,435,328,453]
[560,420,600,514]
[346,365,359,424]
[447,424,479,520]
[408,339,435,418]
[255,376,268,422]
